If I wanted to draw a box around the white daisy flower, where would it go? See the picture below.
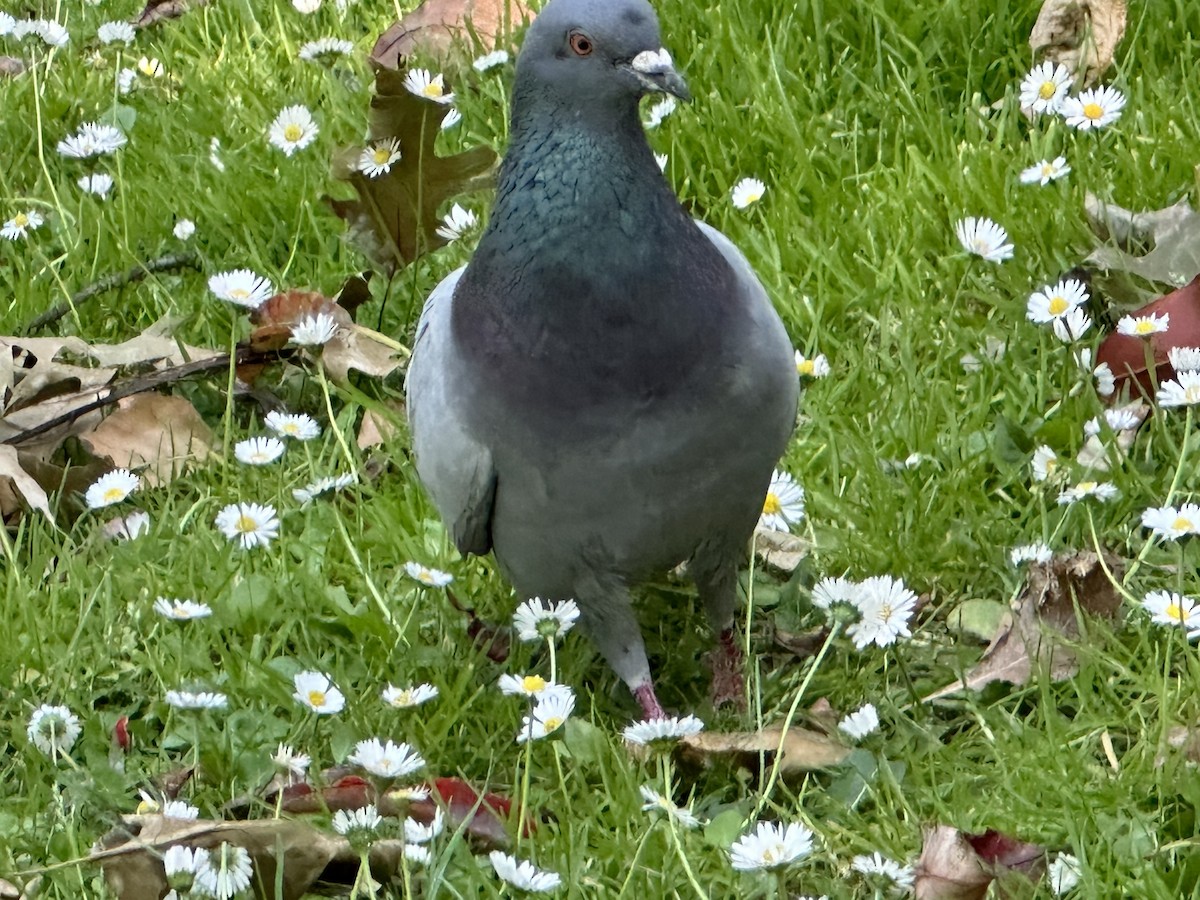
[639,786,701,828]
[137,56,163,77]
[17,19,69,47]
[440,108,462,130]
[1019,155,1071,186]
[291,312,339,346]
[97,21,135,44]
[435,203,478,241]
[118,68,137,94]
[233,436,285,466]
[1031,445,1059,482]
[357,138,402,178]
[403,68,454,104]
[622,714,704,746]
[644,95,676,128]
[57,122,127,159]
[489,851,562,893]
[2,210,45,240]
[272,743,311,780]
[265,411,321,440]
[1082,408,1140,437]
[1052,306,1093,342]
[349,737,426,779]
[794,350,830,378]
[1010,542,1053,565]
[154,597,213,620]
[214,502,279,549]
[292,671,345,714]
[731,177,766,209]
[1048,852,1082,895]
[404,561,453,587]
[404,807,444,843]
[1094,362,1115,397]
[851,852,915,889]
[955,216,1013,262]
[1026,278,1088,324]
[166,690,228,710]
[381,683,439,709]
[85,469,140,509]
[27,705,81,756]
[498,674,575,702]
[404,843,431,865]
[1056,481,1118,505]
[654,152,668,171]
[811,576,861,612]
[1170,347,1200,373]
[1062,85,1125,131]
[838,703,880,740]
[0,12,16,35]
[163,845,201,878]
[1117,312,1169,337]
[1158,371,1200,407]
[1141,503,1200,540]
[516,690,575,743]
[759,469,805,532]
[208,269,273,308]
[332,805,383,836]
[1018,61,1071,114]
[268,105,319,156]
[847,574,917,649]
[173,219,196,240]
[162,799,200,819]
[103,509,151,541]
[193,844,253,900]
[387,784,432,804]
[298,37,354,61]
[1142,590,1200,634]
[513,597,580,642]
[729,821,815,871]
[473,49,509,71]
[292,473,356,504]
[293,0,321,13]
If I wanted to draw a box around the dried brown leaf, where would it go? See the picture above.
[679,724,850,776]
[371,0,532,68]
[753,527,809,572]
[924,551,1122,701]
[133,0,210,28]
[0,445,55,523]
[357,404,403,450]
[0,56,25,77]
[915,826,1045,900]
[1096,275,1200,396]
[1086,194,1200,287]
[321,326,407,383]
[1029,0,1126,87]
[81,393,214,484]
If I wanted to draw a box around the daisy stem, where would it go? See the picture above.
[774,870,788,900]
[515,718,534,851]
[315,363,359,475]
[657,755,706,899]
[616,826,655,897]
[752,621,842,820]
[547,637,557,682]
[330,507,396,632]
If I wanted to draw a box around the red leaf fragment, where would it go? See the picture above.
[1097,274,1200,397]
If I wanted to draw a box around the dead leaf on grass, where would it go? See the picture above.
[0,445,55,523]
[753,527,809,572]
[914,825,1045,900]
[357,403,404,450]
[1096,275,1200,396]
[679,725,850,776]
[371,0,532,68]
[1029,0,1126,87]
[924,551,1122,701]
[322,327,407,383]
[133,0,211,27]
[1086,194,1200,288]
[81,393,214,484]
[0,56,25,77]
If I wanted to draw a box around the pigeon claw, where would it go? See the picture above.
[708,628,747,710]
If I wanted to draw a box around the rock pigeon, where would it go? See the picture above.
[406,0,798,719]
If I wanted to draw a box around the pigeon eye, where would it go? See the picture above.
[568,31,593,56]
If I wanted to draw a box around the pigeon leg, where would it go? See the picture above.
[692,550,747,710]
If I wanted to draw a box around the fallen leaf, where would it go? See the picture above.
[133,0,210,27]
[679,725,850,776]
[357,404,403,450]
[0,56,25,77]
[946,598,1008,643]
[370,0,532,68]
[1096,275,1200,396]
[924,551,1122,701]
[914,826,1045,900]
[0,445,54,523]
[772,625,829,659]
[1029,0,1126,87]
[753,527,809,572]
[1086,194,1200,288]
[447,589,511,662]
[321,326,407,383]
[81,393,214,484]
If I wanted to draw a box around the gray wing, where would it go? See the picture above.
[405,266,497,556]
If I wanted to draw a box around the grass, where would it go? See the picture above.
[3,0,1200,895]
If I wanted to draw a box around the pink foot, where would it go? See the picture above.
[632,683,666,720]
[709,628,746,710]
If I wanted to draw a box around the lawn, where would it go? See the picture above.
[3,0,1200,896]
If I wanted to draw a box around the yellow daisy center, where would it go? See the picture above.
[1166,602,1186,623]
[229,287,249,299]
[1045,457,1059,472]
[393,690,414,705]
[1078,481,1098,492]
[417,571,434,583]
[744,190,762,204]
[103,486,125,502]
[1187,385,1200,403]
[307,690,327,707]
[422,83,443,99]
[173,604,188,616]
[762,846,780,864]
[372,147,392,164]
[1134,320,1154,335]
[543,716,564,733]
[522,675,546,693]
[797,360,815,375]
[763,492,781,515]
[1038,81,1056,100]
[13,213,28,227]
[1173,516,1193,532]
[284,123,303,142]
[283,424,299,434]
[1041,163,1054,176]
[1083,102,1103,120]
[1048,296,1068,315]
[235,514,258,533]
[878,603,895,623]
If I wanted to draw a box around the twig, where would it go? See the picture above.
[21,252,201,335]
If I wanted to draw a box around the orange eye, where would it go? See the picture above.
[569,31,593,56]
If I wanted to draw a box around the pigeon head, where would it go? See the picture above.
[515,0,690,115]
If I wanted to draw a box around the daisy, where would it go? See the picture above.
[513,597,580,641]
[381,683,439,708]
[759,469,805,532]
[1019,156,1071,186]
[405,844,432,865]
[267,105,319,156]
[639,786,701,828]
[18,19,69,47]
[403,68,454,104]
[1010,542,1053,565]
[2,210,45,240]
[103,509,151,540]
[1117,312,1169,337]
[847,574,917,649]
[436,203,478,241]
[97,21,135,44]
[265,411,320,440]
[516,690,575,743]
[1056,481,1118,505]
[643,96,676,128]
[118,68,137,94]
[404,561,453,587]
[57,122,127,158]
[811,576,861,613]
[165,690,228,710]
[293,0,321,11]
[292,473,356,504]
[1018,61,1072,114]
[404,807,444,843]
[0,12,16,35]
[489,851,562,893]
[214,502,279,549]
[729,821,815,871]
[193,844,253,900]
[387,784,432,804]
[794,350,830,378]
[291,312,338,346]
[162,799,200,819]
[1142,503,1200,540]
[163,845,201,879]
[233,436,285,466]
[498,674,575,702]
[1031,445,1059,482]
[298,37,354,62]
[1083,408,1140,436]
[272,743,311,781]
[622,714,704,746]
[1094,362,1115,396]
[473,49,510,71]
[27,705,81,756]
[208,269,273,308]
[293,671,345,714]
[1170,347,1200,373]
[838,703,879,740]
[955,217,1013,262]
[1048,853,1082,895]
[356,138,402,178]
[348,738,426,779]
[1142,590,1200,633]
[440,108,462,130]
[154,597,213,620]
[85,469,140,509]
[1158,371,1200,407]
[1062,85,1125,131]
[851,852,915,889]
[731,177,766,209]
[332,805,383,836]
[1052,307,1093,342]
[173,219,196,240]
[1026,278,1088,324]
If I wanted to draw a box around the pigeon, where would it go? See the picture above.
[406,0,798,719]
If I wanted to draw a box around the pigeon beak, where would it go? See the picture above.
[627,48,692,102]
